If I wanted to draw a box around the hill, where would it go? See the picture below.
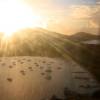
[68,32,100,42]
[0,28,100,82]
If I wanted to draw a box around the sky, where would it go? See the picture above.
[1,0,100,35]
[23,0,99,35]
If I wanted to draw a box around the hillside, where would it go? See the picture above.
[68,32,100,42]
[0,28,100,82]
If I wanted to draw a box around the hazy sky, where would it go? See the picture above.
[2,0,100,35]
[23,0,99,35]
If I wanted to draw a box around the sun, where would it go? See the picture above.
[0,0,47,37]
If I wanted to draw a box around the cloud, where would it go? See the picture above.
[46,4,99,34]
[68,5,100,30]
[22,0,99,34]
[96,2,100,4]
[69,5,97,19]
[96,0,100,4]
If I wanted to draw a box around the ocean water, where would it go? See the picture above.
[0,57,99,100]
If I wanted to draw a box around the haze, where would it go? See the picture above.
[0,0,99,35]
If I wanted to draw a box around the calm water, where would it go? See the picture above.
[0,57,99,100]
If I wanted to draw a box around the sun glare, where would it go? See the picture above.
[0,0,46,37]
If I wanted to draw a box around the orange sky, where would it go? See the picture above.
[0,0,99,35]
[22,0,100,35]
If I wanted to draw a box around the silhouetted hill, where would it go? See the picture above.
[68,32,100,42]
